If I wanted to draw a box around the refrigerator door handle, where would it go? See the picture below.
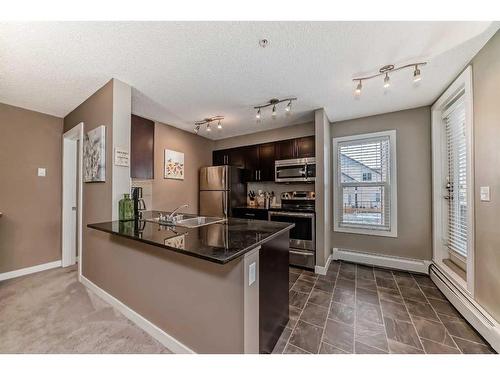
[222,191,228,217]
[222,166,226,189]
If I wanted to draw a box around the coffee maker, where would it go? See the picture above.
[131,187,147,220]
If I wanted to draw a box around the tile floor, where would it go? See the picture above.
[272,261,496,354]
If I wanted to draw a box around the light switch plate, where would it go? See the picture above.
[37,168,46,177]
[249,262,256,286]
[480,186,490,201]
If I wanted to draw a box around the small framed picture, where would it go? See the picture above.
[164,149,184,180]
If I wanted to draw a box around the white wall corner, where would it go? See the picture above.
[315,248,333,275]
[314,108,332,268]
[111,79,132,220]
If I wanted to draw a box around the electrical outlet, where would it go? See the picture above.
[37,168,46,177]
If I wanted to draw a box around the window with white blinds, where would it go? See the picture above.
[443,93,468,259]
[333,130,397,237]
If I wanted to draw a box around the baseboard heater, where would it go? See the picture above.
[430,263,500,352]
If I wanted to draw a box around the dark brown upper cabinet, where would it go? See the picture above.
[258,143,276,181]
[296,136,315,158]
[131,114,155,180]
[275,136,315,160]
[275,139,296,160]
[212,136,314,182]
[213,149,227,166]
[213,148,246,168]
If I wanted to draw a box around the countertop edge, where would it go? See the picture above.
[87,221,294,265]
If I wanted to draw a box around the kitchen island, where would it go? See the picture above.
[86,211,293,354]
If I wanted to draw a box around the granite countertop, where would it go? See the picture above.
[88,211,294,265]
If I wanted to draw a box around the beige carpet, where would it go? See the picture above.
[0,265,170,353]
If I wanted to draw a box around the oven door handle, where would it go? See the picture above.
[290,250,314,256]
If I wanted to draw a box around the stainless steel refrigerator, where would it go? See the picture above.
[199,166,246,218]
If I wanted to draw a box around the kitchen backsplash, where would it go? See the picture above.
[247,182,315,203]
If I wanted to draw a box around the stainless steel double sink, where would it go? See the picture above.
[143,215,225,228]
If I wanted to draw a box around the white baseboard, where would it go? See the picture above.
[315,252,334,275]
[0,260,62,282]
[430,264,500,352]
[80,276,195,354]
[332,248,432,274]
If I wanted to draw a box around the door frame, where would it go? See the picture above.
[62,122,84,280]
[431,66,474,295]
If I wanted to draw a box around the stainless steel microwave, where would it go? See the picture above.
[275,157,316,183]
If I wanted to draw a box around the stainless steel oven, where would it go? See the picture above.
[275,157,316,183]
[268,192,315,269]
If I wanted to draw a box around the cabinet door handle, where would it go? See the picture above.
[258,170,261,180]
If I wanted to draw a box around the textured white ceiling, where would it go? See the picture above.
[0,21,498,139]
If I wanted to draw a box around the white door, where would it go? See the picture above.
[431,67,474,294]
[62,123,83,271]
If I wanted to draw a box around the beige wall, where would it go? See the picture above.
[213,122,314,150]
[330,106,432,261]
[151,121,214,214]
[63,80,114,277]
[0,103,63,273]
[470,30,500,320]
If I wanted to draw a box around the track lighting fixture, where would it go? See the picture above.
[194,116,224,134]
[254,97,297,122]
[352,62,427,96]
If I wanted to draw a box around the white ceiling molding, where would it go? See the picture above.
[0,21,498,139]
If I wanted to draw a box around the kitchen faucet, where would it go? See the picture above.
[158,204,189,224]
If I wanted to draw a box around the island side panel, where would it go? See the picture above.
[259,232,290,354]
[82,231,245,353]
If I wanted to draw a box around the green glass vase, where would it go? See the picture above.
[119,193,134,221]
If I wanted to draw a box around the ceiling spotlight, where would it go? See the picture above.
[355,80,362,96]
[256,108,261,120]
[413,65,422,82]
[194,126,200,134]
[271,105,277,118]
[285,100,292,112]
[383,73,390,89]
[206,123,211,132]
[217,120,222,129]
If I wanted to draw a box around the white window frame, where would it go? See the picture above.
[333,130,398,238]
[431,65,474,295]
